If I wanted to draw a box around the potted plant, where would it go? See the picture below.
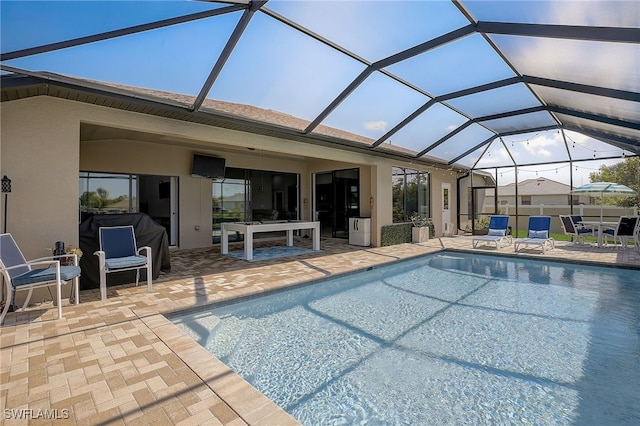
[410,213,433,243]
[465,217,491,235]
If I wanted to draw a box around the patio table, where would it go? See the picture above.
[221,220,320,261]
[579,221,618,247]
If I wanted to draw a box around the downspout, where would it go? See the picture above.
[457,170,471,234]
[514,165,519,234]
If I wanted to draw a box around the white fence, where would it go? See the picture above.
[460,204,639,235]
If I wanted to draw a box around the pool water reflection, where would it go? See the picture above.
[172,253,640,425]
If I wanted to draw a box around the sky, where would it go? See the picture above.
[1,0,635,187]
[471,129,630,186]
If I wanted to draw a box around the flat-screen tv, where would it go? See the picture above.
[191,154,226,179]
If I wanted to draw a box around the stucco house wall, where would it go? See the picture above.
[1,95,456,304]
[485,178,591,207]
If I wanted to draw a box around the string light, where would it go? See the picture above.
[504,132,541,146]
[494,164,601,176]
[565,132,619,155]
[504,132,621,161]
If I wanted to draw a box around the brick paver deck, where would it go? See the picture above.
[1,236,638,424]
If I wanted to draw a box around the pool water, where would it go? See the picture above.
[172,253,640,425]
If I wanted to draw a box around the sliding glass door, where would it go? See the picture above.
[212,168,249,244]
[212,167,299,244]
[314,168,360,238]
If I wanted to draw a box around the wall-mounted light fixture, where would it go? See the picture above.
[2,175,11,233]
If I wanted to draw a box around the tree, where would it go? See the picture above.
[589,157,640,207]
[79,187,117,211]
[79,191,100,209]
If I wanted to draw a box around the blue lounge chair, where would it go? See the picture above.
[514,216,555,254]
[94,225,152,301]
[472,215,512,249]
[0,233,80,325]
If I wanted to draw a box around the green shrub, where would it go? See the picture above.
[381,222,412,246]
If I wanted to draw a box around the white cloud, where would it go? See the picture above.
[524,134,559,157]
[476,146,513,166]
[364,120,387,131]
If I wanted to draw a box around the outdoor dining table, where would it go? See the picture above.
[579,220,619,247]
[221,220,320,261]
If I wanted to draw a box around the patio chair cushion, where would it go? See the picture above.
[528,230,549,239]
[12,266,82,287]
[104,255,148,270]
[488,229,506,236]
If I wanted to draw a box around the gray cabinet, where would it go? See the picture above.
[349,217,371,246]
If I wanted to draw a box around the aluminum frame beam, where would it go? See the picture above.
[193,1,268,111]
[1,5,245,61]
[476,21,640,43]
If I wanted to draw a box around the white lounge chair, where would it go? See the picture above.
[514,216,555,254]
[472,215,512,249]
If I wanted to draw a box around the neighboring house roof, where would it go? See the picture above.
[486,178,574,196]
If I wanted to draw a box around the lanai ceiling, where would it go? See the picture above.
[1,0,638,170]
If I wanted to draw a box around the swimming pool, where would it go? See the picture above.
[172,252,640,425]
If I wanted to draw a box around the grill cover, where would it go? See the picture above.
[79,213,171,290]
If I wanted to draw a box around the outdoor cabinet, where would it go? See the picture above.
[349,217,371,247]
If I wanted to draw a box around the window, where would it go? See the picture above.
[79,172,137,222]
[392,167,429,222]
[79,172,178,245]
[521,195,532,205]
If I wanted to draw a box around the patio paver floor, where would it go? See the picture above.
[1,236,638,424]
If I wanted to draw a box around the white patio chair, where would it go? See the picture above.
[94,225,152,301]
[0,233,80,325]
[603,216,639,250]
[559,215,594,245]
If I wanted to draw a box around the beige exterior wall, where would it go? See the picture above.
[1,95,457,304]
[429,168,459,236]
[1,97,81,259]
